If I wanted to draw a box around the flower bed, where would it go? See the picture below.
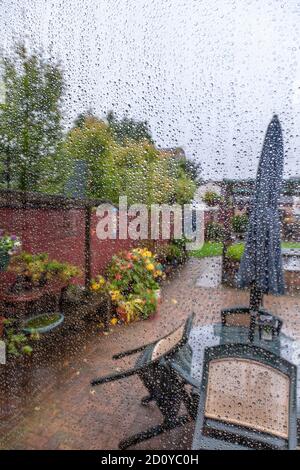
[90,247,164,324]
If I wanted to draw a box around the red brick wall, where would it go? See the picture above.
[0,207,86,285]
[1,207,85,266]
[90,211,138,278]
[0,206,138,287]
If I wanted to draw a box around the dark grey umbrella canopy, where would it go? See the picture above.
[237,115,285,296]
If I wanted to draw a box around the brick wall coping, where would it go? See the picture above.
[0,189,115,210]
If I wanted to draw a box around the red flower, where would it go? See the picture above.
[115,273,122,280]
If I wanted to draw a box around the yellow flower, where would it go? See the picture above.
[97,276,105,286]
[154,270,163,277]
[146,263,155,271]
[110,290,121,301]
[91,282,99,291]
[110,317,118,326]
[142,250,152,258]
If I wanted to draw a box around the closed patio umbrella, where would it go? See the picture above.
[237,114,285,312]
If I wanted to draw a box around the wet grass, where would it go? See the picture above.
[191,241,300,260]
[190,241,223,258]
[226,243,244,261]
[282,241,300,249]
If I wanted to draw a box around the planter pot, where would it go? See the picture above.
[0,280,67,320]
[0,288,45,320]
[83,292,111,331]
[163,263,175,277]
[22,312,64,334]
[62,285,87,306]
[0,250,9,272]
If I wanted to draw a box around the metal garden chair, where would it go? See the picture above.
[221,306,283,340]
[192,343,297,450]
[91,312,200,450]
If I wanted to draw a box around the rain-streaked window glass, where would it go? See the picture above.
[0,0,299,454]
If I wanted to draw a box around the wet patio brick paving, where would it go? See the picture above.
[0,258,299,450]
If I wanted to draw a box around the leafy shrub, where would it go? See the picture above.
[172,237,188,251]
[3,319,33,356]
[202,191,223,206]
[205,222,225,242]
[283,218,300,242]
[155,239,187,265]
[231,214,249,233]
[9,252,81,287]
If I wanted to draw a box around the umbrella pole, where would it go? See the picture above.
[249,285,263,310]
[249,285,263,342]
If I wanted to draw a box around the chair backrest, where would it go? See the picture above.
[150,312,195,361]
[221,307,253,327]
[197,344,297,449]
[221,307,283,336]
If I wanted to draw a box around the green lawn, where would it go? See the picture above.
[190,241,223,258]
[282,241,300,249]
[226,242,244,261]
[191,241,300,261]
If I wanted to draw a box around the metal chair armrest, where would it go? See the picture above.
[91,363,148,386]
[112,343,154,360]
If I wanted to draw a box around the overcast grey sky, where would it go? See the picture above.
[1,0,300,180]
